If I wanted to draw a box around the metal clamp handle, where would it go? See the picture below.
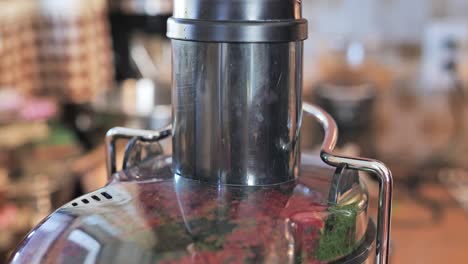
[303,103,393,264]
[105,126,172,178]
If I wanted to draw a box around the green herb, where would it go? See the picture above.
[192,218,237,251]
[316,204,358,261]
[153,219,193,252]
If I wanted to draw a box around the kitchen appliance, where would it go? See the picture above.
[10,1,392,264]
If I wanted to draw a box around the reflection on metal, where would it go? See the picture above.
[167,0,307,43]
[303,103,393,264]
[122,137,164,171]
[328,164,360,205]
[170,40,302,186]
[68,230,101,264]
[105,126,172,178]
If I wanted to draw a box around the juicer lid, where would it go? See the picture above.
[166,0,308,42]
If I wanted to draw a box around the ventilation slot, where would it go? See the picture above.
[101,192,113,199]
[70,191,113,207]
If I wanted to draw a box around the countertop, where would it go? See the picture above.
[389,183,468,263]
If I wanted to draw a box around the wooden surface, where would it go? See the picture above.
[389,184,468,264]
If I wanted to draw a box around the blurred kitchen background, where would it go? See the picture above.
[1,0,468,263]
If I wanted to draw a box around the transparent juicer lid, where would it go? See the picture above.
[104,103,392,264]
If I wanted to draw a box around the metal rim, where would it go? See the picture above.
[167,18,308,43]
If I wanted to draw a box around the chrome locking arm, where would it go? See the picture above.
[105,126,172,178]
[303,103,393,264]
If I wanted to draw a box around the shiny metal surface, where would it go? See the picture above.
[105,126,171,178]
[328,164,360,205]
[13,102,377,264]
[122,137,164,171]
[166,19,308,43]
[167,0,307,42]
[303,103,393,264]
[172,40,302,185]
[11,154,373,264]
[173,0,301,20]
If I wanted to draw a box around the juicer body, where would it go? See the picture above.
[10,0,392,263]
[11,154,375,264]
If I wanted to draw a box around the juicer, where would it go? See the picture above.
[10,1,392,263]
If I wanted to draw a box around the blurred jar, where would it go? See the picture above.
[302,39,393,156]
[0,1,40,96]
[37,0,114,104]
[374,20,468,166]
